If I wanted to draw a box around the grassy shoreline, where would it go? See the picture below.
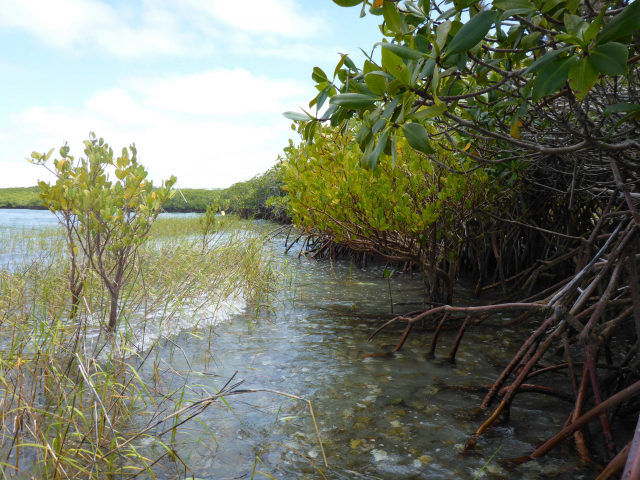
[0,215,292,478]
[0,186,218,212]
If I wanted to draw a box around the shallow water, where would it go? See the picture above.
[0,208,202,228]
[157,250,594,480]
[0,210,595,479]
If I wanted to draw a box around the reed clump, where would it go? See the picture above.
[0,215,289,478]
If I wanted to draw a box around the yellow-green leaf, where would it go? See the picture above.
[381,46,411,85]
[568,57,600,101]
[382,1,403,34]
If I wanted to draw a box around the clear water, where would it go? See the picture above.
[0,210,595,479]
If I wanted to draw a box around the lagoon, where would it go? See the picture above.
[0,209,591,479]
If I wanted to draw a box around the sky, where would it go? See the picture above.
[0,0,383,189]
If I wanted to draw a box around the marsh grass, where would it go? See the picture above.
[0,214,293,478]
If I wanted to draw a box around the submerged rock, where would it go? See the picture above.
[371,449,388,461]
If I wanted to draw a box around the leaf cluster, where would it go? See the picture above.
[282,125,505,265]
[286,0,640,168]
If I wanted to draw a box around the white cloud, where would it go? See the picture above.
[182,0,323,38]
[6,107,287,188]
[1,69,309,188]
[0,0,326,59]
[86,89,169,125]
[0,0,200,57]
[132,69,307,116]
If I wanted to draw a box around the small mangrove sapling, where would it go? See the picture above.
[200,201,220,251]
[30,133,177,331]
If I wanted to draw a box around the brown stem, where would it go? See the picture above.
[596,441,631,480]
[562,333,579,398]
[585,342,617,460]
[392,322,414,353]
[622,415,640,480]
[572,366,593,462]
[630,240,640,343]
[525,380,640,461]
[580,250,627,343]
[447,315,472,362]
[470,320,567,448]
[610,158,640,225]
[108,291,119,332]
[480,311,559,410]
[429,313,451,357]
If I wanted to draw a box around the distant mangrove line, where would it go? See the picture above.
[0,164,289,220]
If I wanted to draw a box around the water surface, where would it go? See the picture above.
[0,209,593,479]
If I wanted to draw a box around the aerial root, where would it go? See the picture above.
[368,207,640,474]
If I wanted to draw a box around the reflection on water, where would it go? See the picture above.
[0,210,592,479]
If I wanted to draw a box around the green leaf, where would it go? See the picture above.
[584,7,606,44]
[382,1,403,34]
[541,0,564,14]
[520,31,540,50]
[501,6,536,18]
[366,70,397,81]
[415,35,430,54]
[566,0,580,13]
[381,46,411,85]
[380,42,428,60]
[405,2,425,16]
[331,106,349,126]
[589,43,629,76]
[436,21,452,52]
[568,57,599,101]
[343,55,358,71]
[312,67,329,83]
[525,46,573,74]
[493,0,531,10]
[360,134,375,167]
[603,103,640,116]
[436,7,456,21]
[440,77,465,96]
[564,13,587,38]
[364,61,386,96]
[445,11,497,57]
[532,56,578,102]
[411,58,426,85]
[369,128,390,170]
[402,123,436,155]
[596,0,640,45]
[407,103,448,120]
[355,82,377,96]
[283,111,312,121]
[391,130,398,169]
[317,86,331,112]
[373,96,401,134]
[329,93,381,109]
[332,0,363,6]
[555,34,585,47]
[417,58,436,80]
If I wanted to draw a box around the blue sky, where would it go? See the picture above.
[0,0,382,188]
